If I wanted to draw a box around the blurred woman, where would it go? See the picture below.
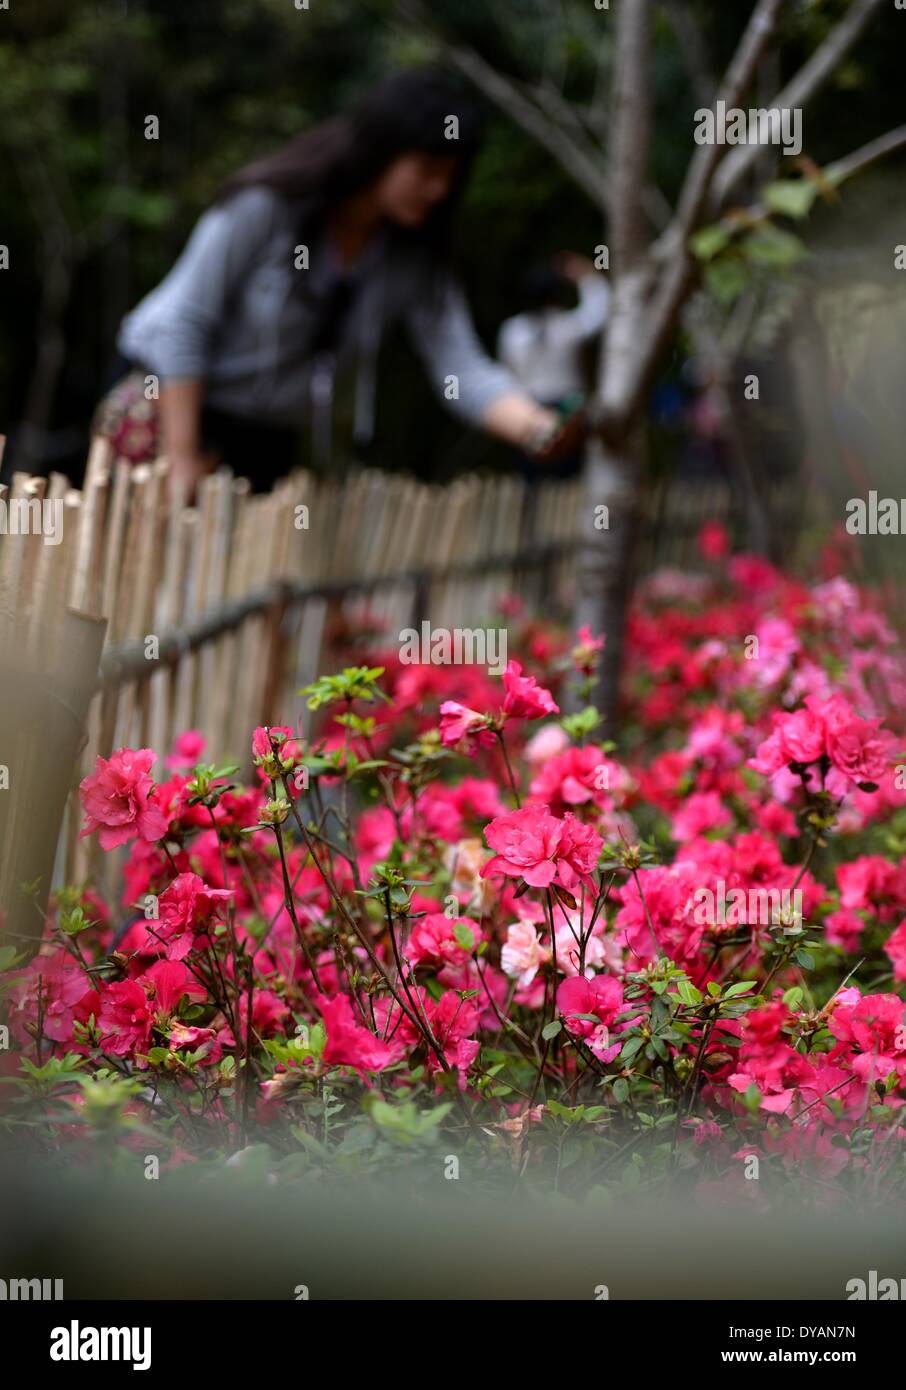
[497,252,608,479]
[96,68,568,495]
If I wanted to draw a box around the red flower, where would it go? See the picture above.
[481,804,602,891]
[79,748,169,851]
[155,873,232,961]
[697,520,730,561]
[166,730,206,770]
[438,701,495,754]
[826,717,895,786]
[317,992,393,1072]
[557,975,629,1062]
[97,979,153,1057]
[9,949,94,1045]
[501,660,559,720]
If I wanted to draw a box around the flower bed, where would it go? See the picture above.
[3,529,905,1207]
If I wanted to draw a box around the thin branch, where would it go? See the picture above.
[824,122,906,185]
[609,0,652,272]
[713,0,887,204]
[655,0,788,261]
[444,42,609,209]
[604,0,788,436]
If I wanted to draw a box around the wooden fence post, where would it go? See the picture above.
[0,609,107,948]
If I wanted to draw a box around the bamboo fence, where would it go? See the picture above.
[0,431,803,931]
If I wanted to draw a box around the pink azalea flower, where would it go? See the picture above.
[571,625,606,676]
[168,1022,223,1063]
[826,716,895,786]
[524,722,569,766]
[155,873,233,961]
[9,949,94,1045]
[670,791,732,843]
[407,912,483,970]
[885,918,906,981]
[501,919,549,987]
[529,745,627,814]
[97,979,153,1057]
[697,519,729,561]
[438,701,495,754]
[776,708,826,764]
[317,992,394,1072]
[481,804,602,891]
[825,908,865,953]
[166,730,206,770]
[501,660,559,720]
[557,974,628,1062]
[79,747,169,851]
[142,959,205,1014]
[827,992,906,1087]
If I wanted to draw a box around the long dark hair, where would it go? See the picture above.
[222,67,485,274]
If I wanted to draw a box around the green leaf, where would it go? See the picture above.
[541,1020,562,1041]
[0,945,22,972]
[453,921,476,951]
[675,979,703,1007]
[612,1077,629,1104]
[762,179,818,220]
[723,981,757,998]
[704,258,750,304]
[690,223,732,261]
[743,224,805,267]
[619,1035,644,1063]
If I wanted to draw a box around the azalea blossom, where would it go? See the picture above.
[501,660,559,720]
[80,747,169,851]
[481,804,602,892]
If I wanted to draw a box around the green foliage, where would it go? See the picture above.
[367,1097,453,1144]
[299,667,388,711]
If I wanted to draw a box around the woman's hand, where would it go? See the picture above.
[482,394,559,450]
[482,393,587,462]
[167,450,210,506]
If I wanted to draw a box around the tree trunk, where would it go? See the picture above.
[574,429,643,728]
[571,0,650,731]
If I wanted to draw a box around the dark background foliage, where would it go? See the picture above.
[1,0,903,486]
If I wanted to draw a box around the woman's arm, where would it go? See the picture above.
[118,187,281,497]
[482,393,559,450]
[158,378,208,501]
[406,278,557,447]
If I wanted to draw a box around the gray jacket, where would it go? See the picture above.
[117,186,519,438]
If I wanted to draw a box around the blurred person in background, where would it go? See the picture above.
[95,68,573,496]
[497,252,608,480]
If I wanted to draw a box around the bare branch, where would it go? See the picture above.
[395,0,609,208]
[659,0,788,259]
[607,0,788,436]
[713,0,886,204]
[445,43,609,208]
[694,125,906,239]
[824,122,906,185]
[609,0,652,271]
